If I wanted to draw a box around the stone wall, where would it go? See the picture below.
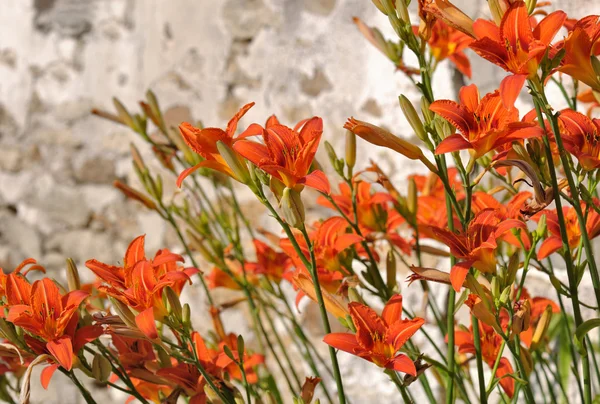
[1,0,599,402]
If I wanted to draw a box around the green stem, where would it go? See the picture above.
[471,315,488,404]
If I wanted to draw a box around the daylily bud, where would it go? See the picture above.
[371,0,395,15]
[399,95,427,142]
[526,0,537,14]
[182,303,191,328]
[259,277,276,294]
[113,97,135,129]
[535,214,547,239]
[420,96,434,124]
[66,258,81,292]
[109,297,138,329]
[407,178,417,217]
[395,0,410,24]
[345,130,356,170]
[520,347,534,377]
[488,0,510,25]
[92,354,112,382]
[512,300,531,335]
[348,288,362,304]
[386,250,397,290]
[592,55,600,80]
[145,90,166,132]
[506,252,520,285]
[163,287,183,322]
[499,286,511,305]
[216,141,250,184]
[344,117,438,173]
[0,318,19,345]
[324,141,339,166]
[204,385,223,404]
[114,180,157,210]
[269,177,286,201]
[530,305,553,350]
[491,277,500,300]
[281,187,305,229]
[157,347,172,368]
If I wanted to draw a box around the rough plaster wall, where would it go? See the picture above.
[0,0,599,402]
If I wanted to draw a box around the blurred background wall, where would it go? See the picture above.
[0,0,599,402]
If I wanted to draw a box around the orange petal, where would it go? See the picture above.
[47,337,74,370]
[499,74,527,109]
[497,357,515,398]
[225,102,255,137]
[125,235,146,268]
[40,364,60,389]
[381,295,403,327]
[501,1,534,54]
[435,133,472,154]
[323,333,360,354]
[298,170,331,195]
[386,318,425,351]
[349,302,387,348]
[429,100,472,135]
[135,307,158,340]
[537,237,563,259]
[450,261,471,292]
[390,354,417,376]
[533,10,567,45]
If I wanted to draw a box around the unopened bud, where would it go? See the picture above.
[182,303,191,328]
[66,258,81,292]
[399,95,427,142]
[92,354,112,382]
[204,385,224,404]
[163,287,183,322]
[324,141,339,167]
[491,277,500,300]
[466,294,499,332]
[345,130,356,170]
[281,187,305,229]
[109,297,137,329]
[535,214,547,239]
[420,96,434,124]
[488,0,509,25]
[157,347,172,368]
[530,305,553,350]
[591,55,600,80]
[396,0,410,24]
[506,252,520,285]
[407,178,417,217]
[386,250,397,290]
[526,0,537,14]
[0,318,18,344]
[114,180,157,211]
[145,90,166,132]
[216,141,250,184]
[112,98,135,129]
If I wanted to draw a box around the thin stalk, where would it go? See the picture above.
[471,315,488,404]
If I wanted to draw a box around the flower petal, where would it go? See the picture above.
[381,295,403,327]
[390,354,417,376]
[298,170,331,195]
[46,337,74,371]
[323,333,360,355]
[499,74,526,109]
[41,364,59,389]
[135,307,158,340]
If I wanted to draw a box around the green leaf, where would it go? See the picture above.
[575,318,600,355]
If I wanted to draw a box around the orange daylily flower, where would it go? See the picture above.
[85,235,199,339]
[317,182,412,254]
[472,190,533,248]
[558,109,600,170]
[281,217,363,276]
[430,84,542,158]
[0,258,45,298]
[430,209,528,291]
[177,102,260,186]
[454,320,515,397]
[559,15,600,92]
[470,2,566,102]
[6,278,101,373]
[532,200,600,259]
[245,239,290,284]
[420,19,474,77]
[157,332,222,404]
[323,295,424,375]
[234,116,331,194]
